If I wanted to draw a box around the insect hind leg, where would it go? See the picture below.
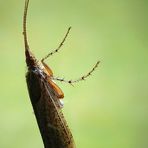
[52,61,100,85]
[41,27,71,62]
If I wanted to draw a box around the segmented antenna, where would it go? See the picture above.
[52,61,100,84]
[23,0,30,50]
[41,27,71,62]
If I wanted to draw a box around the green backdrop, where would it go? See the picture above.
[0,0,147,147]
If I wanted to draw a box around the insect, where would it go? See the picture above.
[23,0,100,148]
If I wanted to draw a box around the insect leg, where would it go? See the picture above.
[41,27,71,62]
[52,61,100,84]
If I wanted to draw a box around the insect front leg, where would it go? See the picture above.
[41,27,71,62]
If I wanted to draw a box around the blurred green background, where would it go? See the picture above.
[0,0,148,147]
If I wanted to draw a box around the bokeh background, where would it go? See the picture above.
[0,0,148,147]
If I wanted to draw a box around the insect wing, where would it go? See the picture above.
[26,70,75,148]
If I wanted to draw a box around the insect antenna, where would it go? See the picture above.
[52,61,100,84]
[23,0,37,68]
[23,0,30,50]
[41,27,71,62]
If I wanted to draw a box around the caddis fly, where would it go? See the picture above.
[23,0,100,147]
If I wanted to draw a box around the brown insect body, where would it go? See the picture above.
[24,0,75,148]
[23,0,99,147]
[26,69,74,148]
